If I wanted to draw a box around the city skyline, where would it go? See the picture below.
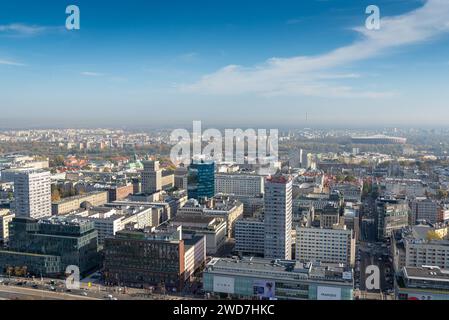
[1,0,449,127]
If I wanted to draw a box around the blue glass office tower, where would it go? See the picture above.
[187,160,215,200]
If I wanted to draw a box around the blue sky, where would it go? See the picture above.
[1,0,449,128]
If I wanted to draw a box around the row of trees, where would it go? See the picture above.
[51,184,85,202]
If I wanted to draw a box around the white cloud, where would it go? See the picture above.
[0,23,63,36]
[181,0,449,98]
[0,59,25,66]
[81,72,104,77]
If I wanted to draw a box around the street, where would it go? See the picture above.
[0,275,200,301]
[0,285,99,300]
[356,241,394,299]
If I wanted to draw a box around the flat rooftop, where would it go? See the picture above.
[404,266,449,283]
[52,191,107,204]
[172,215,217,224]
[206,257,353,283]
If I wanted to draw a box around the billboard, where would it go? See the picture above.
[253,280,276,300]
[342,271,352,280]
[213,276,235,294]
[317,286,342,300]
[408,295,433,301]
[407,294,448,300]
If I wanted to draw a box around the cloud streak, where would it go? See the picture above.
[81,72,105,77]
[0,59,25,66]
[181,0,449,98]
[0,23,64,37]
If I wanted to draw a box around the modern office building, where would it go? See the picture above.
[296,224,356,267]
[215,174,264,197]
[104,226,205,291]
[187,160,215,200]
[203,257,354,300]
[0,216,100,276]
[6,169,51,219]
[141,160,162,194]
[376,197,409,240]
[66,208,125,245]
[396,266,449,300]
[0,251,61,276]
[264,175,293,260]
[235,218,265,256]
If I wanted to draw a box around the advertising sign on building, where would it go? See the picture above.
[253,280,276,299]
[406,293,449,300]
[342,271,352,280]
[317,286,342,300]
[213,276,235,294]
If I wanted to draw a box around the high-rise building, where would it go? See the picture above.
[235,218,265,256]
[141,160,162,194]
[187,160,215,200]
[264,174,292,260]
[7,169,51,219]
[300,149,309,168]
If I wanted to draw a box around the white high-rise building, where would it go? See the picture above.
[8,169,51,219]
[264,174,292,260]
[141,160,162,194]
